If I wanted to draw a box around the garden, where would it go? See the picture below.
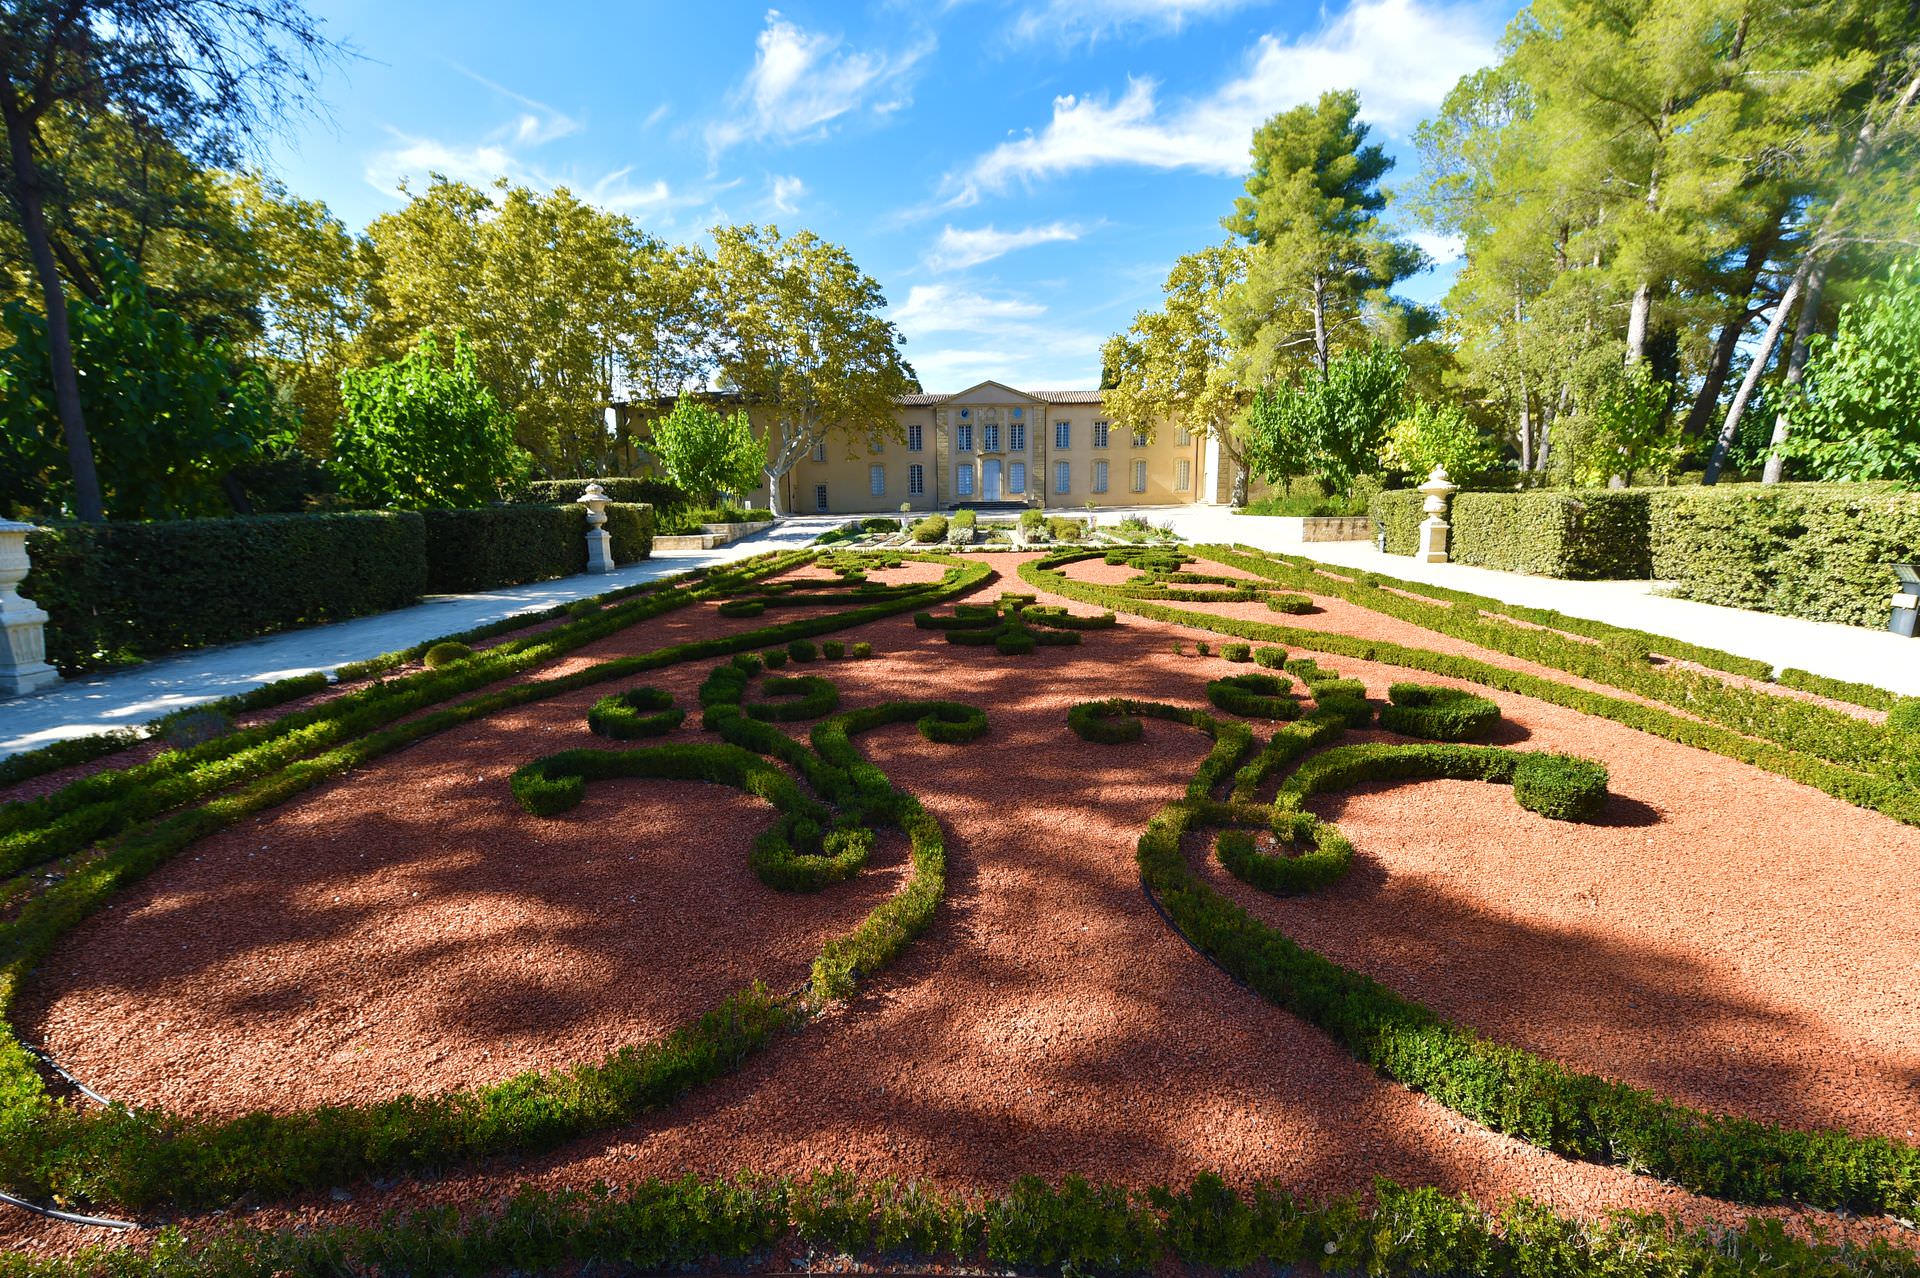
[0,543,1915,1276]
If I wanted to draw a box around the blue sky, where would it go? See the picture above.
[269,0,1512,390]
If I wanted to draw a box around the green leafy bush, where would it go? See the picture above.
[912,515,949,543]
[418,502,651,593]
[1889,699,1920,733]
[822,640,845,658]
[422,641,473,669]
[761,648,789,669]
[1253,645,1288,668]
[1379,683,1502,741]
[25,512,428,673]
[744,674,839,722]
[718,597,766,617]
[851,641,874,658]
[1221,642,1251,662]
[334,332,529,509]
[788,638,818,662]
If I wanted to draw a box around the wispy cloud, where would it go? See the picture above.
[769,173,808,213]
[890,283,1103,387]
[1008,0,1266,44]
[707,10,933,155]
[925,221,1086,271]
[1410,231,1465,264]
[446,61,583,145]
[948,0,1495,202]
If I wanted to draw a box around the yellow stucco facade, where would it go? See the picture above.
[622,379,1236,515]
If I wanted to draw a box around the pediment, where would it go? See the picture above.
[939,380,1042,407]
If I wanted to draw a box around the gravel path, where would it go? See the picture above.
[6,551,1916,1257]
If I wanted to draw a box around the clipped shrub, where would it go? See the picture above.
[1221,642,1252,662]
[788,638,818,662]
[587,687,685,739]
[1379,683,1502,741]
[423,641,473,669]
[911,515,949,544]
[566,599,602,618]
[744,674,840,722]
[718,598,767,618]
[762,648,790,669]
[1206,672,1300,719]
[1216,809,1353,895]
[1265,593,1314,614]
[1194,640,1210,657]
[155,706,235,751]
[1888,698,1920,734]
[822,640,846,658]
[1512,754,1610,821]
[731,651,764,675]
[1252,645,1288,668]
[851,642,874,658]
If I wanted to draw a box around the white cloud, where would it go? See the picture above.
[890,284,1104,387]
[1410,231,1465,264]
[1009,0,1264,44]
[707,10,933,154]
[892,284,1047,331]
[769,173,808,213]
[951,0,1495,200]
[925,220,1085,271]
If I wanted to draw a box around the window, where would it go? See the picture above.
[907,422,923,452]
[1093,421,1110,448]
[1131,429,1149,448]
[955,465,974,497]
[1093,460,1109,493]
[1054,461,1071,494]
[814,484,829,512]
[1175,427,1191,446]
[1010,461,1027,493]
[1010,422,1025,452]
[909,463,924,495]
[957,422,974,451]
[811,440,827,463]
[984,421,1000,451]
[1175,459,1191,491]
[1055,420,1071,449]
[870,464,886,497]
[1131,460,1147,492]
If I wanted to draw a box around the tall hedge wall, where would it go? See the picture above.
[1371,482,1917,628]
[24,503,653,673]
[512,477,688,510]
[1450,491,1652,579]
[24,511,428,673]
[1651,485,1920,627]
[1368,489,1424,554]
[419,502,653,593]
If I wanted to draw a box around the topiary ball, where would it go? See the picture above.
[423,641,473,669]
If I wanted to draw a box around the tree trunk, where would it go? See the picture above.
[1704,260,1804,483]
[4,109,103,521]
[1762,255,1829,483]
[1684,225,1779,438]
[1624,282,1652,365]
[1310,276,1328,376]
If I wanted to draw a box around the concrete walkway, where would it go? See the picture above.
[1104,505,1920,698]
[0,516,850,759]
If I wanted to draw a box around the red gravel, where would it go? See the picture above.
[5,551,1918,1257]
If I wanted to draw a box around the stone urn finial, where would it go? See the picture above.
[1415,466,1458,564]
[0,519,58,697]
[579,483,615,574]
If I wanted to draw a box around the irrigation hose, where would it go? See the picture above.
[0,1189,139,1232]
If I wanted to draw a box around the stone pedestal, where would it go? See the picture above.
[0,519,58,697]
[585,527,614,575]
[1416,466,1458,565]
